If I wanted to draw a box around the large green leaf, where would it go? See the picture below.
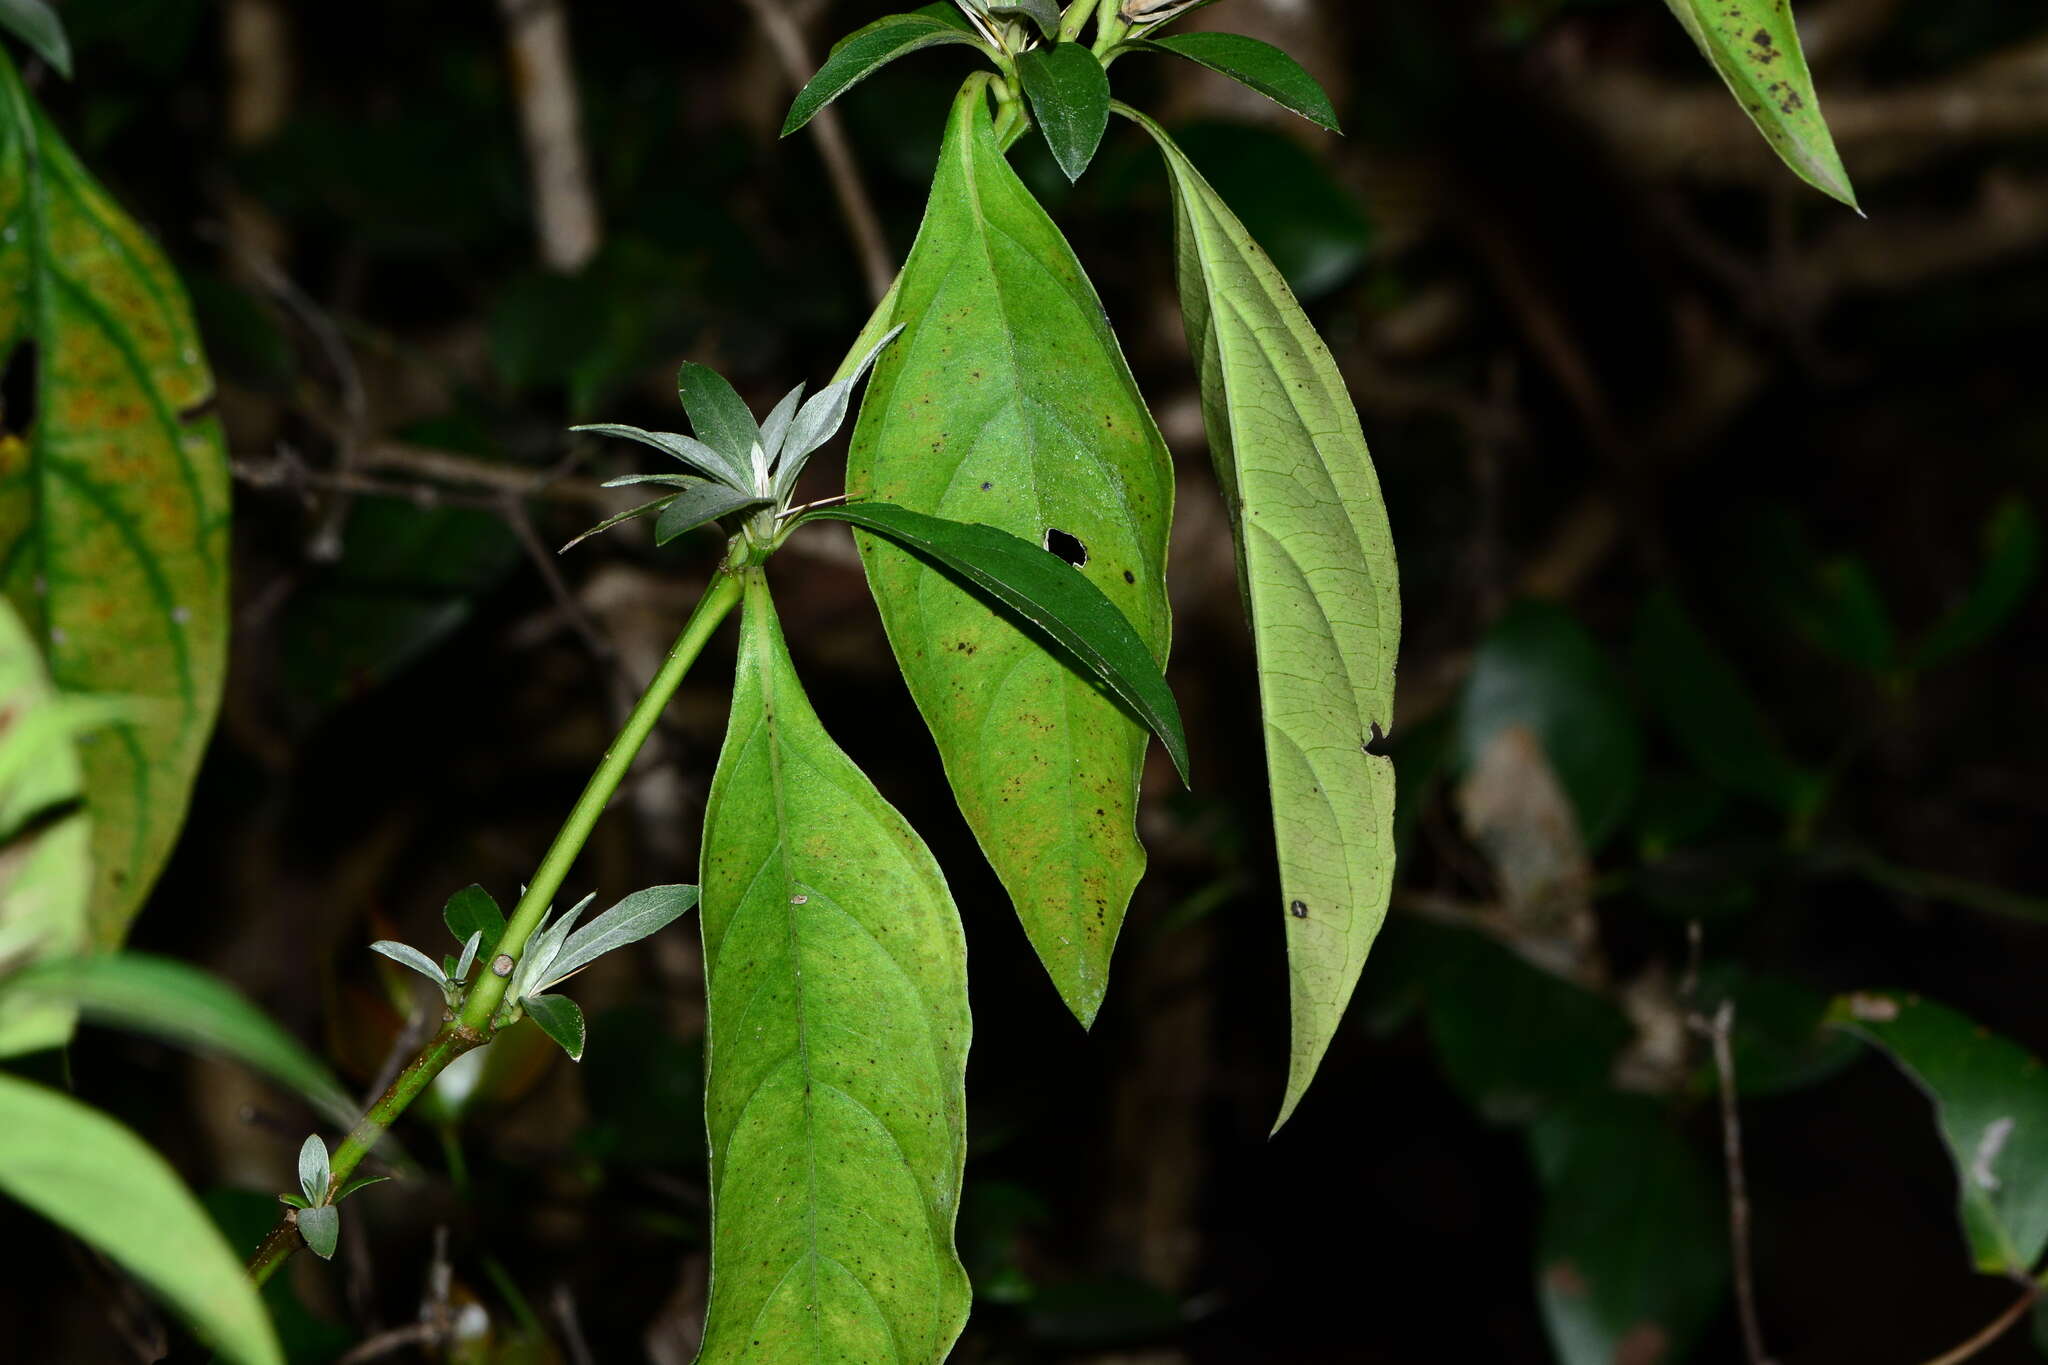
[1828,990,2048,1276]
[1661,0,1857,208]
[1016,42,1111,183]
[696,571,971,1362]
[846,79,1173,1027]
[1127,107,1399,1127]
[0,1073,282,1364]
[0,51,230,945]
[1130,33,1340,132]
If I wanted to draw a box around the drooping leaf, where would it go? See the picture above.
[1169,121,1372,300]
[369,939,447,985]
[802,503,1188,781]
[0,50,232,946]
[847,80,1174,1027]
[1132,33,1340,131]
[295,1203,339,1261]
[523,992,586,1062]
[1531,1094,1727,1365]
[1660,0,1857,207]
[1912,495,2041,671]
[1455,600,1641,849]
[568,422,749,490]
[296,1134,329,1208]
[781,6,983,138]
[652,484,771,546]
[1017,42,1111,183]
[1634,588,1826,819]
[1828,990,2048,1275]
[1128,107,1399,1127]
[540,883,699,990]
[0,0,69,77]
[2,952,356,1125]
[696,572,971,1362]
[0,1073,283,1363]
[442,883,506,955]
[0,592,93,1053]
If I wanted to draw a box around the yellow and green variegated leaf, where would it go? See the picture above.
[0,50,229,945]
[847,77,1173,1027]
[1127,107,1399,1130]
[696,569,971,1362]
[1662,0,1857,208]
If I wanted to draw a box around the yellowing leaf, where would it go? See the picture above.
[0,52,229,944]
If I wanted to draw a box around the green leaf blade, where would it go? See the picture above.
[1661,0,1857,207]
[442,883,506,954]
[0,1074,283,1364]
[1136,33,1340,132]
[0,52,232,946]
[542,883,699,988]
[0,0,70,78]
[653,484,771,547]
[1016,43,1111,183]
[696,573,971,1362]
[1129,108,1399,1127]
[524,992,586,1061]
[846,80,1175,1027]
[295,1203,339,1261]
[676,363,763,477]
[296,1135,329,1208]
[801,504,1187,781]
[782,9,983,138]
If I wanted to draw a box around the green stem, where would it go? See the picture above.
[1058,0,1103,43]
[247,568,744,1286]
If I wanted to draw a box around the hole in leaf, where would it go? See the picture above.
[1363,722,1392,757]
[1044,528,1087,567]
[1,341,38,439]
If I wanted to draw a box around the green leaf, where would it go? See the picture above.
[782,7,984,138]
[1633,588,1825,818]
[523,992,586,1062]
[0,952,357,1125]
[1531,1094,1726,1365]
[0,593,93,1053]
[508,892,592,1005]
[0,50,232,946]
[1660,0,1857,208]
[1455,601,1642,849]
[1017,43,1111,183]
[676,362,763,480]
[540,883,699,991]
[569,422,749,490]
[801,504,1188,781]
[454,929,482,982]
[369,939,447,984]
[1827,990,2048,1275]
[295,1202,339,1261]
[333,1175,390,1202]
[296,1134,328,1208]
[560,493,674,554]
[988,0,1061,37]
[653,483,771,547]
[0,0,69,77]
[0,1073,283,1363]
[1127,107,1399,1128]
[443,883,506,954]
[1168,121,1372,300]
[1133,33,1340,132]
[1912,495,2042,670]
[772,325,903,504]
[847,79,1174,1027]
[696,572,971,1361]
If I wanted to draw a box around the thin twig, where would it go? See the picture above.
[554,1284,598,1365]
[1693,1000,1773,1365]
[740,0,895,302]
[1918,1284,2044,1365]
[500,491,621,675]
[336,1321,442,1365]
[495,0,603,271]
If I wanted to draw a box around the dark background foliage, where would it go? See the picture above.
[4,0,2046,1360]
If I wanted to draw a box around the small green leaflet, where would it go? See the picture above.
[1130,33,1340,132]
[442,883,506,955]
[524,993,586,1061]
[1126,106,1398,1129]
[0,1073,283,1364]
[1016,43,1111,183]
[696,572,970,1361]
[297,1134,329,1208]
[782,6,983,137]
[1660,0,1856,208]
[0,50,232,947]
[0,0,70,77]
[296,1204,339,1261]
[538,883,698,989]
[800,503,1187,781]
[1828,991,2048,1275]
[654,485,770,546]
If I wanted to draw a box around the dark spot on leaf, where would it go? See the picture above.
[981,481,993,491]
[1044,528,1087,566]
[1,341,37,438]
[1122,570,1135,584]
[177,391,220,424]
[1752,28,1771,45]
[1290,900,1308,919]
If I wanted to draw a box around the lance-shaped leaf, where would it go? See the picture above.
[1828,991,2048,1275]
[559,494,673,554]
[1131,33,1340,132]
[1125,107,1398,1128]
[0,1074,283,1364]
[3,952,356,1125]
[539,883,699,990]
[0,0,70,77]
[847,80,1173,1027]
[370,940,447,985]
[696,572,970,1362]
[0,50,231,946]
[800,503,1187,780]
[507,891,594,1005]
[772,325,903,504]
[296,1134,329,1208]
[782,5,983,138]
[1661,0,1856,208]
[454,929,482,982]
[1017,42,1111,183]
[653,484,771,546]
[677,362,763,481]
[569,423,749,491]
